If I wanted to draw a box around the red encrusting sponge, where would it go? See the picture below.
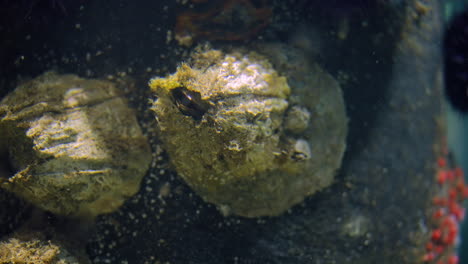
[422,156,468,264]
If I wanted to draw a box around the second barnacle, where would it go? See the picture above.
[149,46,347,217]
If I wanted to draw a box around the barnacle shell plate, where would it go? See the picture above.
[0,72,151,218]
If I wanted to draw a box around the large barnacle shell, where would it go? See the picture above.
[149,47,347,217]
[0,72,151,218]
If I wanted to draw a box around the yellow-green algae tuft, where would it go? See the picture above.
[0,230,87,264]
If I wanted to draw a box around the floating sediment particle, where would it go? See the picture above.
[149,46,347,217]
[0,72,151,218]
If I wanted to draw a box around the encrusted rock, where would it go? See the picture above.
[149,47,347,217]
[0,72,151,218]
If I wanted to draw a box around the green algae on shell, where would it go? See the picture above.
[0,72,152,218]
[149,47,347,217]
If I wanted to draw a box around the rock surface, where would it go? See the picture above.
[149,48,347,217]
[0,72,151,218]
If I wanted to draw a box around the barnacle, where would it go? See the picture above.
[0,72,151,218]
[149,47,347,217]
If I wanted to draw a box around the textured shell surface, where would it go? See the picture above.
[150,46,347,217]
[0,72,152,218]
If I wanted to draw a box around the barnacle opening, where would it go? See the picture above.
[171,86,210,121]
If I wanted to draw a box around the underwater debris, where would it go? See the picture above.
[0,72,151,218]
[149,46,347,217]
[174,0,272,46]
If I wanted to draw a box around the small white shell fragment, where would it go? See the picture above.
[292,139,312,161]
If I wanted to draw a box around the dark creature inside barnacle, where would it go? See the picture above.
[171,87,210,121]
